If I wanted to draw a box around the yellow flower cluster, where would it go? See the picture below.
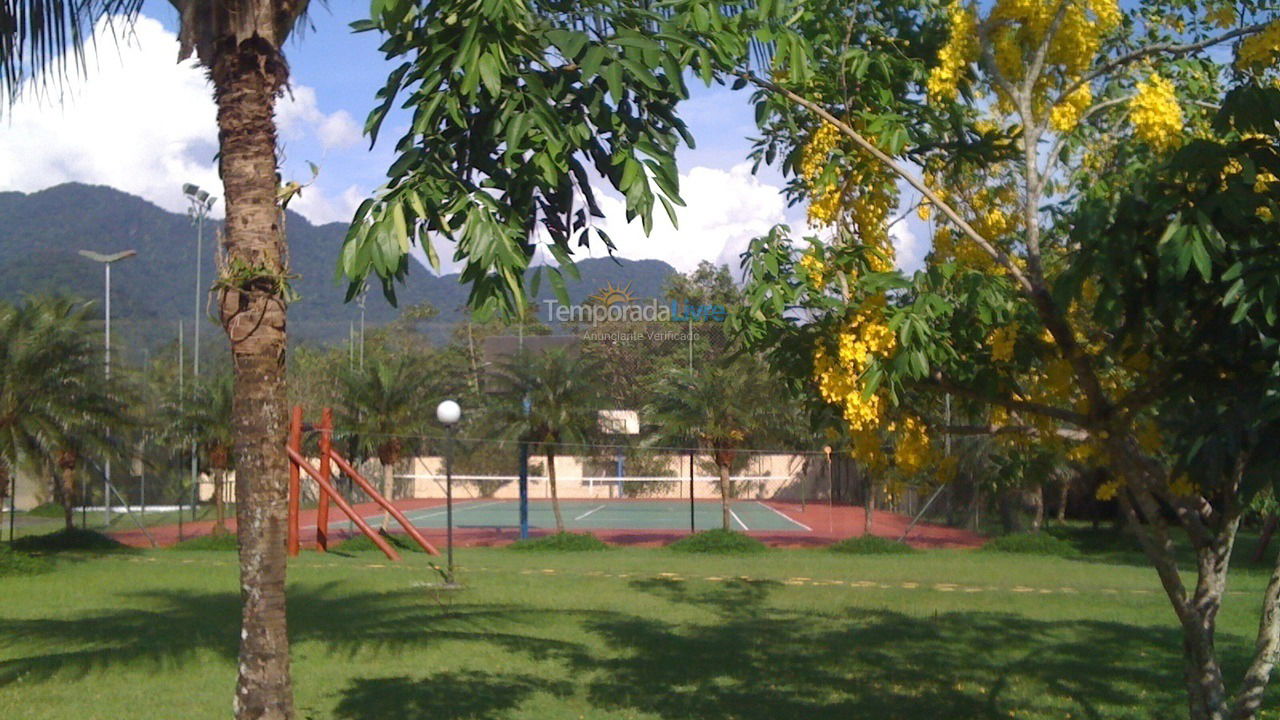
[801,123,843,225]
[891,415,933,474]
[927,2,979,103]
[798,247,828,290]
[988,0,1120,78]
[813,307,898,433]
[1050,83,1093,132]
[1130,73,1184,152]
[1237,19,1280,72]
[988,325,1017,362]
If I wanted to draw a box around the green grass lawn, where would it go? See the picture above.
[5,506,226,540]
[2,535,1279,720]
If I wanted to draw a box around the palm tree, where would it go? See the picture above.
[489,349,604,533]
[646,356,787,531]
[6,3,317,714]
[337,356,430,531]
[0,296,128,531]
[159,373,236,534]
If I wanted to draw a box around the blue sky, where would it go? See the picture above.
[0,3,927,274]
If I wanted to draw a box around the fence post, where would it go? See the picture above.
[317,408,332,551]
[288,406,302,557]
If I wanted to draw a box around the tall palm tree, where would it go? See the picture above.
[646,356,787,531]
[0,296,128,531]
[160,373,236,534]
[489,349,604,533]
[5,3,314,715]
[337,356,430,531]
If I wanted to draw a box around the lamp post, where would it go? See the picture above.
[78,249,137,525]
[183,184,217,520]
[436,400,461,582]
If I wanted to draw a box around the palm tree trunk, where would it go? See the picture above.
[548,448,564,533]
[60,461,76,530]
[381,462,394,532]
[0,464,9,529]
[718,458,732,531]
[213,469,227,535]
[212,40,294,720]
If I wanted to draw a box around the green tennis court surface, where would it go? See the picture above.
[339,499,811,532]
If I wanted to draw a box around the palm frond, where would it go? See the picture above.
[0,0,144,108]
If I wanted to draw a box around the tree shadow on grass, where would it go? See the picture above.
[329,672,572,720]
[0,583,590,686]
[574,577,1238,720]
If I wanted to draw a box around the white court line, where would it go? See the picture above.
[300,500,502,530]
[756,501,813,532]
[407,500,506,522]
[574,504,606,521]
[729,507,750,531]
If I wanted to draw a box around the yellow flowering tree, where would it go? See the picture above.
[735,3,1280,719]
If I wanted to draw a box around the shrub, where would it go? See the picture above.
[12,528,126,553]
[668,529,767,554]
[0,546,53,576]
[170,533,239,551]
[829,535,918,555]
[26,502,66,518]
[983,532,1081,558]
[508,532,611,552]
[334,531,428,554]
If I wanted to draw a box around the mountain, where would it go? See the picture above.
[0,183,677,361]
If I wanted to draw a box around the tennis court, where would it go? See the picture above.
[329,499,812,533]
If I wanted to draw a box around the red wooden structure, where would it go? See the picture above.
[286,406,440,560]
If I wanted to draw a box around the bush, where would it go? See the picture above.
[983,531,1081,558]
[508,532,611,552]
[170,532,239,551]
[334,531,428,554]
[12,528,126,553]
[0,546,53,576]
[829,535,919,555]
[26,502,66,518]
[667,529,767,554]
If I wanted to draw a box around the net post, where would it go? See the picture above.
[287,405,302,557]
[688,449,695,534]
[518,441,530,539]
[316,407,332,551]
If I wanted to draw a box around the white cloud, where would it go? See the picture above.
[586,162,792,274]
[0,15,220,215]
[0,13,366,224]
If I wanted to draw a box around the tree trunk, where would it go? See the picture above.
[60,461,76,530]
[1253,516,1277,563]
[548,449,564,533]
[212,38,294,720]
[0,464,9,530]
[717,457,732,531]
[380,462,394,532]
[865,478,875,535]
[213,469,228,535]
[1056,476,1070,524]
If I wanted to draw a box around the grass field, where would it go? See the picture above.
[3,528,1279,720]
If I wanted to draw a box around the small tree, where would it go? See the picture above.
[645,356,788,531]
[488,349,604,533]
[337,355,431,531]
[0,296,128,531]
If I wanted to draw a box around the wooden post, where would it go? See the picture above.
[287,405,302,557]
[316,407,333,551]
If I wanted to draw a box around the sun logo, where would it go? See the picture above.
[589,281,636,306]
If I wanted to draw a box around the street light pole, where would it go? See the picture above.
[78,249,137,526]
[436,400,462,584]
